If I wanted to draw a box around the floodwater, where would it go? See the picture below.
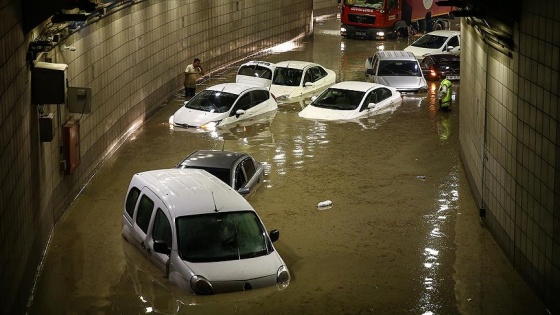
[26,16,549,315]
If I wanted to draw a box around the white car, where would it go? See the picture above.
[122,168,290,295]
[270,60,336,101]
[235,61,276,88]
[298,81,402,121]
[404,30,460,61]
[170,83,277,130]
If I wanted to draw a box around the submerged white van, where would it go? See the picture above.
[365,50,428,94]
[121,168,290,295]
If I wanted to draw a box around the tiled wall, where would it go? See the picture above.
[459,0,560,311]
[0,1,316,314]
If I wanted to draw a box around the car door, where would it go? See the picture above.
[240,156,262,192]
[145,206,173,272]
[361,87,395,114]
[221,92,253,125]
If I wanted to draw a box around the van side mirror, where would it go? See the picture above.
[154,240,171,255]
[269,229,280,242]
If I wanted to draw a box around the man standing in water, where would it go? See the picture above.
[438,73,453,111]
[184,58,205,99]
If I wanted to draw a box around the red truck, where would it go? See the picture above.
[339,0,454,40]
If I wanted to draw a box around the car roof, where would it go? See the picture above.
[133,168,253,217]
[422,30,460,37]
[239,60,275,68]
[329,81,386,92]
[375,50,417,61]
[177,150,247,169]
[275,60,319,70]
[207,83,264,95]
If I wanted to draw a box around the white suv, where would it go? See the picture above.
[404,30,461,61]
[121,168,290,295]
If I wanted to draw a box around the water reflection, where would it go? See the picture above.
[420,166,459,314]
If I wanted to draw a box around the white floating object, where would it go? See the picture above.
[317,200,333,208]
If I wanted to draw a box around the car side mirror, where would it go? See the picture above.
[238,187,250,195]
[269,229,280,242]
[304,81,315,87]
[367,102,376,108]
[235,109,246,118]
[366,68,375,76]
[311,95,318,102]
[446,46,454,52]
[153,240,171,255]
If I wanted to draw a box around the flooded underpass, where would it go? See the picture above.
[26,16,549,315]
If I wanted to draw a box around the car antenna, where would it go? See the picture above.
[212,191,219,212]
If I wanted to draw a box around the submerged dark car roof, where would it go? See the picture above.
[176,150,246,169]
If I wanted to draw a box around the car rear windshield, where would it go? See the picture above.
[176,211,272,262]
[237,65,272,79]
[273,67,303,87]
[412,34,447,49]
[312,88,365,110]
[378,60,422,77]
[185,90,237,113]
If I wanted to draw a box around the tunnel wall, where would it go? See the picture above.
[459,1,560,312]
[0,0,321,314]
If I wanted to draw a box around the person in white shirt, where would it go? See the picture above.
[184,58,205,98]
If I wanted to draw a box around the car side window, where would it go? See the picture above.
[448,36,459,48]
[361,91,378,111]
[251,90,269,105]
[231,93,252,115]
[304,69,313,84]
[234,166,247,190]
[125,187,140,218]
[152,208,172,247]
[420,57,433,69]
[310,67,324,82]
[136,195,154,233]
[318,66,328,77]
[241,158,256,180]
[376,87,392,102]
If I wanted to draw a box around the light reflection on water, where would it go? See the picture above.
[420,166,459,314]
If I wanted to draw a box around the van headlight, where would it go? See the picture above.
[190,275,214,295]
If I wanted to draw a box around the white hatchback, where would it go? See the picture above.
[404,30,460,61]
[270,60,336,101]
[122,168,290,295]
[170,83,278,130]
[299,81,402,121]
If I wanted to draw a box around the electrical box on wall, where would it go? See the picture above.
[67,87,92,114]
[39,113,54,142]
[32,61,68,104]
[62,118,80,175]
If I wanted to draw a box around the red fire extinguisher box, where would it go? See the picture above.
[63,118,80,175]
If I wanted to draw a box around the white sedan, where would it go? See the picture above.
[170,83,278,130]
[298,81,402,121]
[270,60,336,101]
[404,30,460,61]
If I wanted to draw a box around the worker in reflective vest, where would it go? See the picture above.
[438,74,453,111]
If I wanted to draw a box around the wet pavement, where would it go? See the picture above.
[26,16,549,315]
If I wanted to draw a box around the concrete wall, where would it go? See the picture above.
[459,0,560,312]
[0,1,317,314]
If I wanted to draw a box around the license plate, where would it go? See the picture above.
[447,75,460,80]
[356,31,366,36]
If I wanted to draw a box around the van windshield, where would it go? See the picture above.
[378,60,422,77]
[176,211,272,262]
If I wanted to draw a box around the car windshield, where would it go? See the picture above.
[378,60,422,76]
[272,67,303,87]
[176,211,271,262]
[237,64,272,79]
[312,88,365,110]
[343,0,384,10]
[184,90,237,113]
[412,34,447,49]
